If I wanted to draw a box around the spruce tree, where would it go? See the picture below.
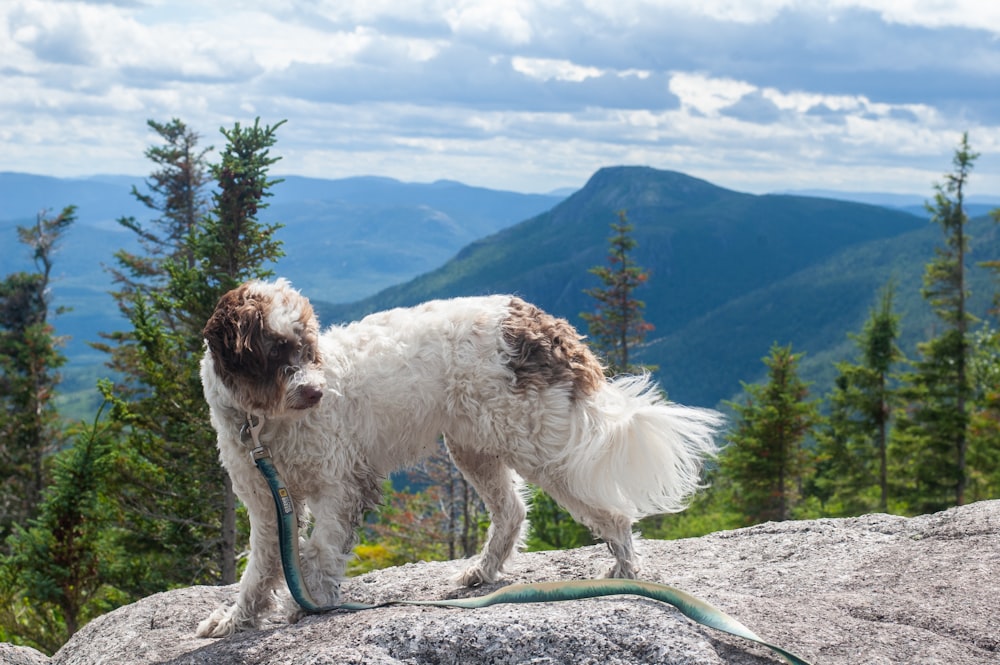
[895,133,978,511]
[722,343,819,525]
[581,210,655,375]
[1,398,125,653]
[110,119,212,297]
[815,283,902,514]
[99,119,211,374]
[0,207,75,546]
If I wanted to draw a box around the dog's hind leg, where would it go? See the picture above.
[541,483,641,579]
[447,444,527,587]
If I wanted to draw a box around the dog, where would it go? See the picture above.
[196,278,722,637]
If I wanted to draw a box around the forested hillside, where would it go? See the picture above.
[317,166,1000,407]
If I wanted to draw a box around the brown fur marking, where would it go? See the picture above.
[501,297,605,398]
[202,284,322,412]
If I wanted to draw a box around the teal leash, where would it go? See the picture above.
[242,414,814,665]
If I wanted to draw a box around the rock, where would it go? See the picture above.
[34,500,1000,664]
[0,644,48,665]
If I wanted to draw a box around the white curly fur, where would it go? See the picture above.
[195,279,723,637]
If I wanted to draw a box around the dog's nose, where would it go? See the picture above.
[296,385,324,409]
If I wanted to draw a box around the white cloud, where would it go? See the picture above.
[839,0,1000,35]
[444,1,534,45]
[511,57,603,83]
[668,73,757,116]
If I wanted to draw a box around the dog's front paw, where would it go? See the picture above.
[195,604,253,638]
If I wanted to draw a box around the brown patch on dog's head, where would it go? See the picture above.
[502,297,605,399]
[202,280,324,413]
[203,283,264,379]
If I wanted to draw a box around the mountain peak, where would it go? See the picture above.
[572,165,738,211]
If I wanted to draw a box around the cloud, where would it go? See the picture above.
[8,2,97,65]
[0,0,998,196]
[261,46,680,113]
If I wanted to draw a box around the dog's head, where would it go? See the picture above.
[202,279,326,418]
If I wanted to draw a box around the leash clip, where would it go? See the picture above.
[241,413,270,461]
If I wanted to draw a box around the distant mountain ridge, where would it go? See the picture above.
[316,166,999,407]
[2,167,997,414]
[782,188,1000,219]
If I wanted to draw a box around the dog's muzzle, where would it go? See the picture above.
[291,384,324,410]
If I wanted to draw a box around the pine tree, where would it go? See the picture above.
[722,343,820,525]
[101,118,286,591]
[815,283,903,514]
[581,210,655,375]
[166,117,287,327]
[0,207,75,547]
[110,119,212,298]
[1,398,126,653]
[895,133,978,511]
[98,118,212,379]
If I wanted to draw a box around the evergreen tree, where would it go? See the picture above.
[581,210,655,375]
[98,119,212,379]
[0,207,75,546]
[815,283,903,514]
[1,398,126,653]
[895,133,978,511]
[967,325,1000,501]
[110,118,212,299]
[722,343,820,525]
[101,118,286,591]
[167,117,287,328]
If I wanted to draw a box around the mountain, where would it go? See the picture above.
[266,175,565,300]
[316,166,999,408]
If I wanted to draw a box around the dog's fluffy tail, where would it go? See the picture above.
[567,374,724,520]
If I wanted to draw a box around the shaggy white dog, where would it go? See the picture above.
[196,278,722,637]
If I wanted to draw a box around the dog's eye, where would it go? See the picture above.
[269,340,287,359]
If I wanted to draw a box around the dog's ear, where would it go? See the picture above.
[203,285,268,379]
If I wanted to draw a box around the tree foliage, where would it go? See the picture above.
[581,210,655,375]
[722,343,820,525]
[100,119,212,379]
[0,207,75,547]
[894,133,978,511]
[351,441,490,574]
[814,283,903,514]
[110,119,212,299]
[1,398,127,654]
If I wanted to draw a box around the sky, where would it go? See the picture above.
[2,0,1000,196]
